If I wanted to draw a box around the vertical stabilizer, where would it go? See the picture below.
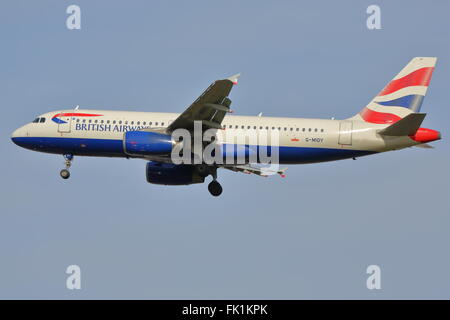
[353,57,437,124]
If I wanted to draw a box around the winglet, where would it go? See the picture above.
[227,73,241,85]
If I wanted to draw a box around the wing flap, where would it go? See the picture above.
[224,164,287,178]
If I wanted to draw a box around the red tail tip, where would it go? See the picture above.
[410,128,441,143]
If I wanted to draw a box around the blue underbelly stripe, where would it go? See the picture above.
[11,137,376,163]
[12,137,125,157]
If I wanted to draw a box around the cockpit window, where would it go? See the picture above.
[32,117,46,123]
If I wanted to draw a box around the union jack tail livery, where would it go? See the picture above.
[356,57,436,124]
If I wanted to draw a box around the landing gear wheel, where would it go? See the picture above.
[208,180,223,197]
[60,169,70,179]
[60,154,73,179]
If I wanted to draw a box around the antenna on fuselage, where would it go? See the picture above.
[75,105,80,110]
[257,112,262,117]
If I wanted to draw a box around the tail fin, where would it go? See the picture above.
[354,57,437,124]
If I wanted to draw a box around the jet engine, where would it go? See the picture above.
[124,131,174,156]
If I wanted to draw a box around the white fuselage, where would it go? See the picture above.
[11,109,420,164]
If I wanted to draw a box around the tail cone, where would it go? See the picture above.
[410,128,441,143]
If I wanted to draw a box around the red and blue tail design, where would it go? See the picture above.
[355,57,436,124]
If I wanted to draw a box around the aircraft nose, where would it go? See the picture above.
[11,126,27,146]
[11,128,20,138]
[11,129,20,146]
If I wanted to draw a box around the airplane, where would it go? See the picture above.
[11,57,441,196]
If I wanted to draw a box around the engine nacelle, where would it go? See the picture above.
[146,161,205,185]
[124,131,174,156]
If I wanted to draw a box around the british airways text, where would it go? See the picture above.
[75,123,149,132]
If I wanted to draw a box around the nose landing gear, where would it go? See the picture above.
[60,154,73,179]
[60,169,70,179]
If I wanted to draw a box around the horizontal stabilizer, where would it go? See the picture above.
[378,113,426,136]
[414,143,434,149]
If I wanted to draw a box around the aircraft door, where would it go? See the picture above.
[338,121,352,145]
[57,113,72,133]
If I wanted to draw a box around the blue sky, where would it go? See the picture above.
[1,0,449,299]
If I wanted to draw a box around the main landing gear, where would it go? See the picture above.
[196,165,223,197]
[208,180,222,197]
[207,167,222,197]
[60,154,73,179]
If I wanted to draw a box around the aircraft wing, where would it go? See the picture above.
[167,73,240,132]
[224,164,287,178]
